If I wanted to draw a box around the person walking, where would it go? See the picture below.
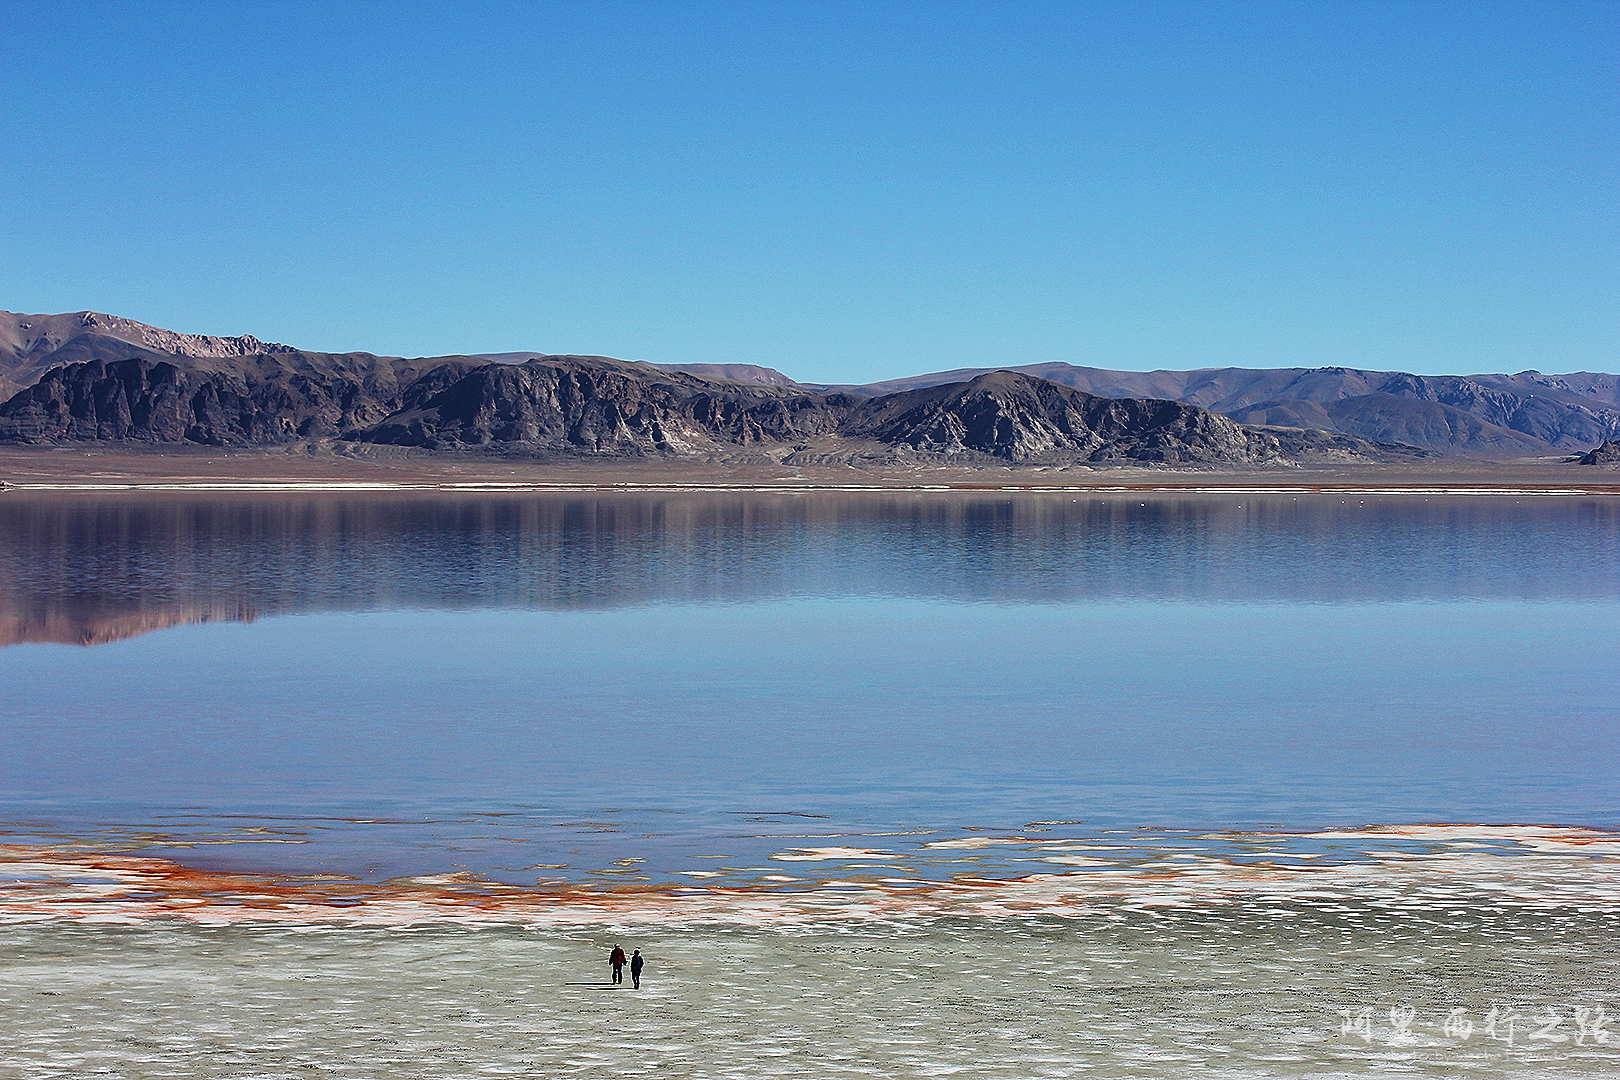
[609,945,627,985]
[630,949,644,989]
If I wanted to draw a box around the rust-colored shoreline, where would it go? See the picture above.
[6,826,1619,929]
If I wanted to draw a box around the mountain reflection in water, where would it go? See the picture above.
[2,488,1618,888]
[4,490,1619,647]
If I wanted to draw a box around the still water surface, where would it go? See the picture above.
[1,490,1615,886]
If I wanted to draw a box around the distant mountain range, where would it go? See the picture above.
[1,309,1613,464]
[810,361,1620,456]
[549,353,1619,457]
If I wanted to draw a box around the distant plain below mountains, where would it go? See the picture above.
[2,309,1618,469]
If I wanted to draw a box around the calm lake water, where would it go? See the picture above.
[3,490,1618,1077]
[1,490,1618,883]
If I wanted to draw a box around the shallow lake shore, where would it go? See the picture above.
[2,444,1616,494]
[7,829,1620,1076]
[7,824,1619,927]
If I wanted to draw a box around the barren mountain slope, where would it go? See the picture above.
[351,357,848,453]
[0,352,482,445]
[476,353,805,389]
[347,362,1413,466]
[0,310,298,401]
[838,362,1619,453]
[842,371,1279,464]
[0,310,1585,463]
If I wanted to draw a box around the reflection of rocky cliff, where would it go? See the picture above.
[4,491,1620,647]
[0,602,257,647]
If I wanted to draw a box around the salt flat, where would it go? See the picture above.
[4,901,1617,1079]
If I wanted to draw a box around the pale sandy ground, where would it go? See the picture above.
[1,445,1616,493]
[3,907,1617,1078]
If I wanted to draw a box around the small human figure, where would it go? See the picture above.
[630,949,644,989]
[609,945,626,984]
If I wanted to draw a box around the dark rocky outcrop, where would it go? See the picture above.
[842,371,1279,464]
[0,352,480,446]
[0,358,244,443]
[349,357,850,453]
[1578,440,1620,466]
[1256,426,1428,463]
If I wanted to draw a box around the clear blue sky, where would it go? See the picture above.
[1,1,1614,381]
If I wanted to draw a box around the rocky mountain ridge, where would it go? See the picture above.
[0,310,296,401]
[474,356,1620,455]
[0,348,1405,468]
[0,352,480,445]
[2,308,1612,462]
[840,372,1284,464]
[816,362,1620,454]
[352,356,852,453]
[350,360,1350,465]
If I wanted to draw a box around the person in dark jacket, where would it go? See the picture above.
[609,945,626,984]
[630,949,644,989]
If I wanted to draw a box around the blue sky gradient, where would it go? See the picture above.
[1,1,1614,381]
